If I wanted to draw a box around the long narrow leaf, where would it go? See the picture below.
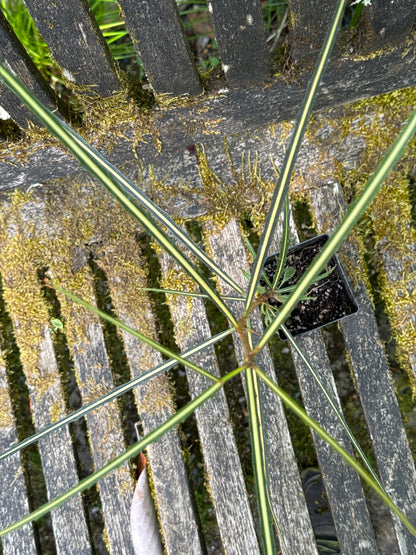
[140,287,245,302]
[256,367,416,537]
[246,366,276,554]
[282,324,384,491]
[51,282,217,382]
[0,62,243,296]
[272,195,291,290]
[0,63,240,327]
[245,0,348,314]
[66,130,245,295]
[253,108,416,353]
[0,364,245,538]
[0,328,234,461]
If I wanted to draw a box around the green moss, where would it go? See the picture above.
[0,192,55,392]
[0,380,14,429]
[332,89,416,391]
[195,142,276,233]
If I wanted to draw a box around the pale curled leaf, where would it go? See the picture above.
[131,453,163,555]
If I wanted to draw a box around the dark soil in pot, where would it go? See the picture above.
[261,235,359,340]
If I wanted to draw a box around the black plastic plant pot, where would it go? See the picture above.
[261,235,359,340]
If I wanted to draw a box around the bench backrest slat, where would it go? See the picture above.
[310,183,416,553]
[0,11,57,127]
[365,1,415,49]
[24,0,120,96]
[0,349,37,555]
[209,0,269,87]
[287,0,333,65]
[119,0,202,96]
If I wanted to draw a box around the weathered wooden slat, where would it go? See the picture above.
[208,0,269,87]
[118,0,201,96]
[267,216,378,553]
[23,0,120,96]
[2,37,414,192]
[53,282,134,554]
[0,209,92,553]
[291,333,378,553]
[205,219,319,554]
[365,1,416,50]
[287,0,333,66]
[158,248,261,553]
[376,241,416,383]
[362,176,416,387]
[309,181,416,554]
[0,11,58,127]
[95,217,205,554]
[0,346,37,555]
[4,185,135,553]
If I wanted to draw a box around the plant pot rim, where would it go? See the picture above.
[264,234,359,340]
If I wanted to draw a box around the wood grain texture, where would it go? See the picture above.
[118,0,201,96]
[309,181,416,554]
[0,11,58,126]
[57,309,134,554]
[96,221,205,554]
[268,212,377,552]
[0,347,37,555]
[1,36,414,191]
[0,213,91,554]
[205,218,319,554]
[287,0,333,66]
[23,0,120,96]
[209,0,269,87]
[364,0,416,50]
[158,247,261,554]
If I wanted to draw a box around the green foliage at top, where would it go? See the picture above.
[0,0,289,87]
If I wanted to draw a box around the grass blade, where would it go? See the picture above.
[272,195,290,290]
[140,287,245,302]
[253,107,416,353]
[256,367,416,538]
[245,0,348,314]
[0,62,240,326]
[0,329,234,461]
[0,364,245,538]
[51,282,218,382]
[282,324,384,491]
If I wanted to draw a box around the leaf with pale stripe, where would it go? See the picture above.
[0,328,234,461]
[0,365,245,538]
[244,0,348,314]
[0,62,240,326]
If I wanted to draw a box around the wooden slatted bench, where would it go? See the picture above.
[0,1,415,553]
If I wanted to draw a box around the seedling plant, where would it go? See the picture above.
[242,199,335,329]
[0,0,416,552]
